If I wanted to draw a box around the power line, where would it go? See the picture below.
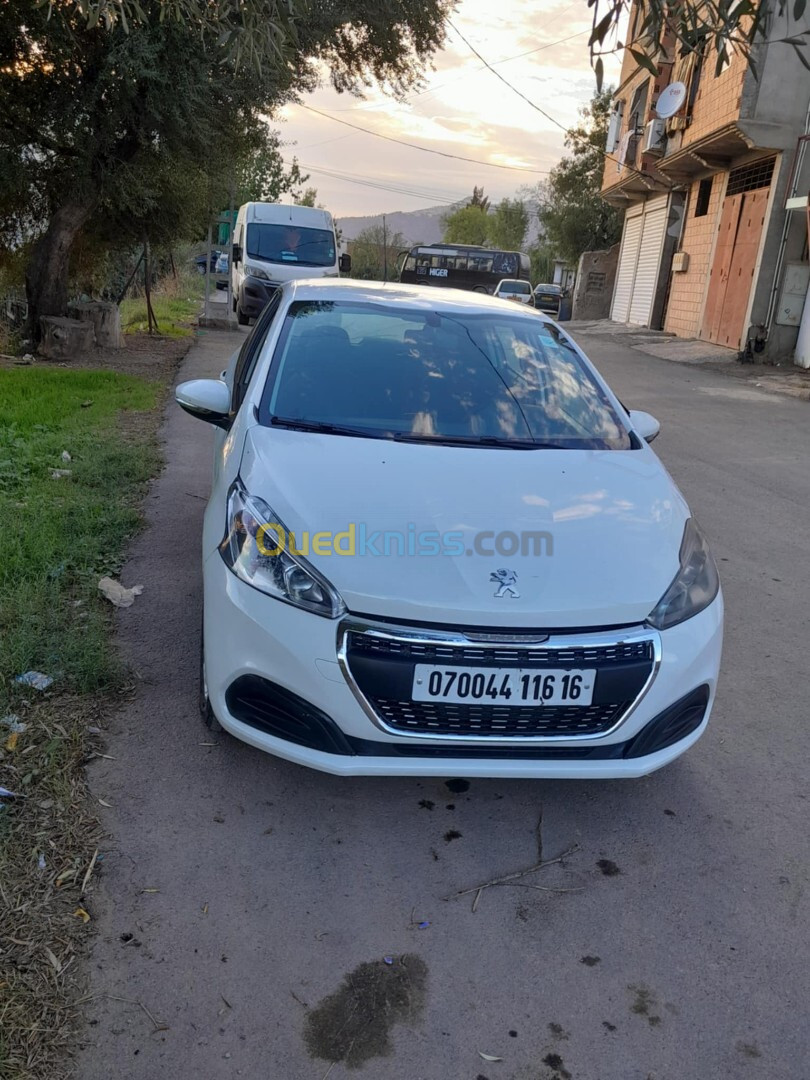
[447,19,574,137]
[297,103,549,175]
[296,161,468,204]
[447,19,675,190]
[331,24,590,113]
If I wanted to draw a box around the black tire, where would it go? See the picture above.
[473,286,488,294]
[237,306,250,326]
[232,294,237,313]
[199,616,223,732]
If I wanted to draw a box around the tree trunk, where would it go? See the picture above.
[143,239,159,334]
[67,300,123,349]
[39,316,95,361]
[25,201,94,343]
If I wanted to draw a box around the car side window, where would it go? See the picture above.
[231,293,282,414]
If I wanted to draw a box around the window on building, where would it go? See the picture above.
[695,178,713,217]
[625,80,649,167]
[714,34,733,76]
[726,157,776,196]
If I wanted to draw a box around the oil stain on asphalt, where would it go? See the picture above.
[304,955,428,1068]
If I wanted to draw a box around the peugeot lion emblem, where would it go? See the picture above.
[490,569,520,598]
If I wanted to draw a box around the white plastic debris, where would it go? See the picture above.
[0,714,26,734]
[61,450,72,463]
[50,469,72,479]
[0,786,18,799]
[98,577,144,608]
[14,671,53,691]
[38,853,46,871]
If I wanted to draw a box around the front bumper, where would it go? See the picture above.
[203,554,723,778]
[238,275,279,318]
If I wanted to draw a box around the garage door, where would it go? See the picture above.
[610,195,669,325]
[628,199,668,325]
[611,209,643,322]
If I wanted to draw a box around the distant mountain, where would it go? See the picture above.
[337,203,459,246]
[337,199,542,249]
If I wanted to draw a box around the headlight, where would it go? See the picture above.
[219,480,346,618]
[647,518,719,630]
[245,264,270,281]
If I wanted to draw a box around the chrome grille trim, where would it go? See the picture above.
[336,617,662,745]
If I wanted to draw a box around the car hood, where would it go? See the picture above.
[239,427,689,629]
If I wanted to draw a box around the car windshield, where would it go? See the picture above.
[246,223,336,268]
[262,300,632,450]
[500,281,530,294]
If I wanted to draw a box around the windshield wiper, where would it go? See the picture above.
[392,433,565,449]
[270,416,393,440]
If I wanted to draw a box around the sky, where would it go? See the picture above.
[275,0,623,218]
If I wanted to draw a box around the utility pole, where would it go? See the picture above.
[382,214,388,283]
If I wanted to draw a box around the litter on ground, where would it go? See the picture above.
[98,577,144,608]
[14,671,53,691]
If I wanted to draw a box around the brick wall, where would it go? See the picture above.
[683,51,748,147]
[664,174,726,337]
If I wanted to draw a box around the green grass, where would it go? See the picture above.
[0,368,161,706]
[120,294,200,337]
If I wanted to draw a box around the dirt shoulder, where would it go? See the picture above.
[0,331,194,1080]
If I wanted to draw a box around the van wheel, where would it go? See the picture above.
[473,286,488,293]
[236,306,250,326]
[199,617,223,733]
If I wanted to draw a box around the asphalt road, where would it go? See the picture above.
[79,327,810,1080]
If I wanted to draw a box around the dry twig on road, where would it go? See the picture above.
[444,843,581,912]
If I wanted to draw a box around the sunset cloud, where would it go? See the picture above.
[277,0,622,216]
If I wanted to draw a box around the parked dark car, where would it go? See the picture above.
[194,250,222,274]
[533,283,562,315]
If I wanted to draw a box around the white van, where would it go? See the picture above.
[231,202,350,324]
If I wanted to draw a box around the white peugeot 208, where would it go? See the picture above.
[177,279,723,779]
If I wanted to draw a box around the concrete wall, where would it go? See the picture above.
[571,245,620,321]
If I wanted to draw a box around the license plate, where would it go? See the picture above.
[539,295,557,303]
[412,665,596,707]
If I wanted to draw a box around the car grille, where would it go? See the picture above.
[347,632,652,667]
[374,699,626,737]
[343,627,656,740]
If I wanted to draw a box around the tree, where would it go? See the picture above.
[237,133,310,206]
[64,0,809,100]
[487,198,529,251]
[468,186,491,214]
[0,1,451,338]
[535,89,623,267]
[442,205,489,246]
[295,188,320,208]
[349,223,407,281]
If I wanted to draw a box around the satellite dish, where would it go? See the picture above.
[656,82,687,119]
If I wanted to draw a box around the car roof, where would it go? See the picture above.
[284,278,553,321]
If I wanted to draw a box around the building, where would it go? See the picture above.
[601,4,810,361]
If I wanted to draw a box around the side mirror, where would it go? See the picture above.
[339,253,352,273]
[176,379,231,429]
[628,409,660,443]
[232,244,242,265]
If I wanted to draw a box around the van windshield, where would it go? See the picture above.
[246,223,336,268]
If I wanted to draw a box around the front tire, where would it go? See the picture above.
[236,306,250,326]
